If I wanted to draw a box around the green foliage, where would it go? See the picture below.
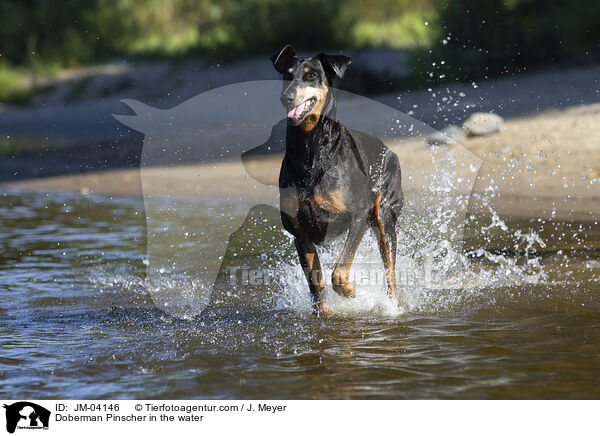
[199,0,436,57]
[212,0,348,55]
[0,0,106,66]
[0,0,435,66]
[350,10,434,49]
[0,0,597,93]
[410,0,600,85]
[0,63,39,103]
[0,0,219,66]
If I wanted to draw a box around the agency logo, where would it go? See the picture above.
[3,402,50,434]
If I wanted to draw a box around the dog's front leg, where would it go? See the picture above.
[295,236,332,316]
[332,214,369,298]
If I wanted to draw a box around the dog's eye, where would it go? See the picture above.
[304,72,318,81]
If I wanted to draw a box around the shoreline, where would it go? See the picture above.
[4,101,600,223]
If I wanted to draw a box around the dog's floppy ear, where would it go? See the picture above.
[271,45,296,74]
[317,52,352,80]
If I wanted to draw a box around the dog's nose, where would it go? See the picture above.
[280,93,295,106]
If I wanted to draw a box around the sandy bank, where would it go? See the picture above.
[5,102,600,223]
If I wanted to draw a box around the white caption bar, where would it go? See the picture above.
[0,400,596,436]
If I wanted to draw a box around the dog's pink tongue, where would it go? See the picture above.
[287,105,302,120]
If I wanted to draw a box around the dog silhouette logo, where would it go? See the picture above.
[3,402,50,434]
[113,81,481,318]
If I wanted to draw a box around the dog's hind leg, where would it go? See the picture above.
[372,192,398,299]
[332,214,369,298]
[295,236,332,316]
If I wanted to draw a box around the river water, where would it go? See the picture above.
[1,188,599,399]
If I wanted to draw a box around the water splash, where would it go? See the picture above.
[268,147,550,318]
[113,80,558,319]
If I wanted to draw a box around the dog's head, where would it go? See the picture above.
[271,45,351,130]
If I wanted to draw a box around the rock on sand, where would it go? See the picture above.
[463,112,504,136]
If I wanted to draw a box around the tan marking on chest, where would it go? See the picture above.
[312,190,346,213]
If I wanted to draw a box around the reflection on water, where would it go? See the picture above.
[1,188,600,399]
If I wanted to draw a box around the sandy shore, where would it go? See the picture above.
[5,101,600,222]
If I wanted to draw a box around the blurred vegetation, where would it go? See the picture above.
[0,0,598,100]
[410,0,600,86]
[350,11,433,49]
[0,0,432,66]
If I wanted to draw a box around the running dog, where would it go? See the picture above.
[272,45,403,315]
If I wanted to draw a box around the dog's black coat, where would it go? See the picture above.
[280,123,402,243]
[272,45,403,313]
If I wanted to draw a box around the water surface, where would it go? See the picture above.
[1,189,600,399]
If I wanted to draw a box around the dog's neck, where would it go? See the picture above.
[300,95,337,132]
[285,94,343,173]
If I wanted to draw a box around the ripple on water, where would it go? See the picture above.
[1,188,600,398]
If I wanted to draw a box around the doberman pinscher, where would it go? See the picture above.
[271,45,403,316]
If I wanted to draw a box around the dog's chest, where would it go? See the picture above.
[302,167,347,214]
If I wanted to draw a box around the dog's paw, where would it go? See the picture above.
[316,302,335,317]
[332,280,356,298]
